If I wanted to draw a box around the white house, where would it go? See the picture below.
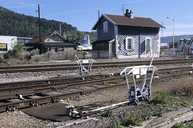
[0,36,17,54]
[92,10,163,59]
[0,36,32,54]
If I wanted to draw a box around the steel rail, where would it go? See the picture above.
[0,68,192,113]
[0,58,192,73]
[0,65,192,100]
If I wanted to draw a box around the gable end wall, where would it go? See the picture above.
[96,17,115,41]
[116,26,160,58]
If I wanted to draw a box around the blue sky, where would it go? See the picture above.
[0,0,193,36]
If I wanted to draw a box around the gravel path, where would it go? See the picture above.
[0,69,192,128]
[0,111,48,128]
[0,68,122,83]
[0,63,188,83]
[0,71,78,83]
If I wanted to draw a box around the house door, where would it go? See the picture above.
[109,42,113,58]
[145,38,152,56]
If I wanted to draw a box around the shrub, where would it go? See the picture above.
[0,56,5,63]
[3,51,11,59]
[13,43,24,57]
[3,44,24,59]
[151,92,171,105]
[171,86,193,97]
[30,49,40,56]
[172,122,193,128]
[101,110,112,117]
[24,53,32,61]
[173,123,185,128]
[121,113,143,126]
[111,118,124,128]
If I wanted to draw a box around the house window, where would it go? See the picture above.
[145,37,152,53]
[103,21,108,33]
[125,37,134,50]
[55,47,58,52]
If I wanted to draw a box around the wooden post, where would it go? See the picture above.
[109,42,112,59]
[138,32,141,59]
[38,4,41,43]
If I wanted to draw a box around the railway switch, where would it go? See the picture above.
[65,105,81,119]
[75,55,94,80]
[16,94,25,100]
[120,65,157,104]
[6,106,16,112]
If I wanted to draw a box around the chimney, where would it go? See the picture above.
[124,9,134,18]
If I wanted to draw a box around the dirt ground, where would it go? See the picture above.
[0,68,122,83]
[65,76,193,107]
[0,111,48,128]
[0,76,193,128]
[0,63,188,83]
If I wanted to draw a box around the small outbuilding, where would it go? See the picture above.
[0,36,32,54]
[77,34,92,51]
[92,10,163,59]
[28,31,77,53]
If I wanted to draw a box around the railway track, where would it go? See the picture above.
[0,58,192,73]
[0,65,190,99]
[0,65,192,113]
[0,65,192,95]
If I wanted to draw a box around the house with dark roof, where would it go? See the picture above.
[28,31,77,53]
[92,10,163,59]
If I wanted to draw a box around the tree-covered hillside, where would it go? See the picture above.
[0,6,95,42]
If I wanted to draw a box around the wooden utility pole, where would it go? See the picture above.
[122,4,125,14]
[38,4,41,43]
[98,10,101,19]
[59,24,62,36]
[138,32,141,59]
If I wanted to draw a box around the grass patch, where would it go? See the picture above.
[173,121,193,128]
[101,110,113,117]
[110,116,125,128]
[151,92,171,105]
[171,85,193,97]
[151,91,191,107]
[112,119,124,128]
[121,113,143,126]
[108,91,193,127]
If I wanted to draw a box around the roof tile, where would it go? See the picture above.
[93,14,162,29]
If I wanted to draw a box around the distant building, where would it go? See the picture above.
[77,34,92,51]
[92,10,163,59]
[160,43,169,49]
[0,36,32,54]
[17,37,32,45]
[28,31,77,53]
[161,35,193,48]
[161,35,193,56]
